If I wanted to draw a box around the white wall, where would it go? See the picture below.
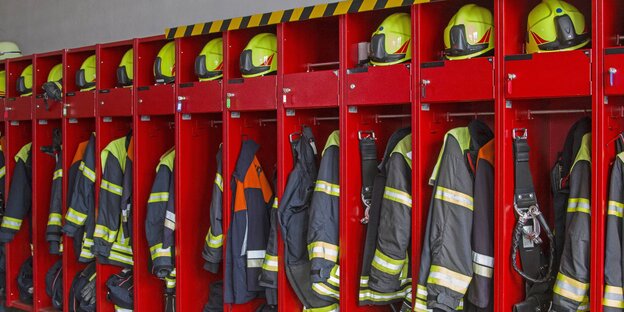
[0,0,329,54]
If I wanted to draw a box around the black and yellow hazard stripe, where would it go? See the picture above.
[165,0,429,39]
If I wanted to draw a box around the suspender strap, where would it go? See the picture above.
[358,131,378,224]
[511,128,554,285]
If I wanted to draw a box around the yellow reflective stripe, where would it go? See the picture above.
[0,166,5,179]
[149,243,172,259]
[80,238,94,259]
[371,249,405,275]
[262,254,278,272]
[308,241,339,262]
[81,162,96,182]
[205,229,223,248]
[65,208,87,225]
[53,169,63,180]
[359,276,412,302]
[608,201,624,218]
[414,298,431,312]
[416,284,427,300]
[327,265,340,287]
[108,250,134,265]
[1,216,22,230]
[94,224,116,242]
[111,242,133,254]
[604,285,624,308]
[47,213,63,226]
[214,173,223,192]
[427,265,472,294]
[101,179,123,196]
[567,198,590,214]
[272,198,279,209]
[148,192,169,203]
[314,180,340,197]
[383,186,412,207]
[553,273,589,303]
[302,303,339,312]
[312,282,339,300]
[434,186,473,211]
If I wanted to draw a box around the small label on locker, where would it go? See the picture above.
[10,121,19,126]
[283,95,287,103]
[348,106,358,114]
[421,104,430,111]
[506,100,513,109]
[605,96,609,105]
[226,97,231,109]
[182,114,192,120]
[69,118,78,124]
[141,115,151,122]
[522,225,535,248]
[231,111,240,119]
[103,117,113,123]
[38,120,48,125]
[286,109,295,117]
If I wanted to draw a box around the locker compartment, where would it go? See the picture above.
[32,118,62,311]
[136,36,175,116]
[277,107,339,309]
[417,0,495,103]
[65,47,98,118]
[344,7,412,106]
[34,51,65,119]
[0,61,5,122]
[133,115,174,311]
[281,16,340,108]
[340,104,411,311]
[225,26,278,111]
[95,116,133,312]
[498,97,592,310]
[4,120,33,310]
[61,118,94,311]
[603,1,624,96]
[502,0,592,99]
[177,34,223,114]
[97,40,135,117]
[223,110,277,312]
[604,49,624,95]
[6,56,33,121]
[175,112,223,311]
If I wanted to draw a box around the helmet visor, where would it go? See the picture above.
[537,15,589,51]
[116,66,133,86]
[16,77,31,95]
[240,49,271,76]
[76,69,95,90]
[195,55,223,79]
[154,57,174,84]
[444,25,490,58]
[369,34,406,64]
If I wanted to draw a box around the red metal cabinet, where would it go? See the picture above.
[65,91,96,118]
[98,88,133,116]
[136,84,175,116]
[283,70,339,108]
[605,48,624,95]
[420,57,495,102]
[504,50,592,99]
[5,97,32,121]
[34,95,63,119]
[226,76,277,111]
[177,81,222,114]
[346,64,411,105]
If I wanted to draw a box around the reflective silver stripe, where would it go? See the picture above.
[247,259,263,268]
[101,180,123,196]
[164,219,175,231]
[608,201,624,218]
[472,251,494,267]
[315,180,340,197]
[554,273,589,303]
[248,250,266,259]
[383,186,412,207]
[473,263,493,278]
[416,284,428,299]
[108,251,134,265]
[166,210,175,222]
[82,164,96,182]
[149,192,169,203]
[111,243,133,254]
[53,169,63,180]
[435,186,473,210]
[427,265,471,294]
[567,198,590,214]
[215,173,223,191]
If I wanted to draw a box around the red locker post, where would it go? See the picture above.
[132,35,175,312]
[174,33,224,311]
[413,0,496,309]
[496,0,597,310]
[94,40,135,312]
[62,46,97,312]
[340,6,413,311]
[222,25,279,312]
[32,50,65,312]
[4,55,34,311]
[277,15,342,311]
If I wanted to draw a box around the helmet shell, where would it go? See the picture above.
[154,42,176,83]
[370,13,412,66]
[196,38,224,81]
[117,48,134,86]
[526,0,589,53]
[240,33,277,78]
[17,64,33,96]
[76,55,96,91]
[0,70,6,97]
[47,63,63,83]
[0,42,22,61]
[444,4,494,60]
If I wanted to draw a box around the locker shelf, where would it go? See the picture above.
[420,58,494,103]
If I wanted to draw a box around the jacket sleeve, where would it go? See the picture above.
[0,145,32,243]
[308,145,340,301]
[93,150,124,259]
[145,164,174,278]
[258,197,278,288]
[604,154,624,311]
[64,138,96,238]
[368,152,412,294]
[202,148,224,273]
[0,140,6,216]
[46,154,64,254]
[553,134,591,312]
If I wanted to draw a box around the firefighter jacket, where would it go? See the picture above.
[224,139,274,304]
[0,136,6,215]
[47,151,63,254]
[416,120,493,312]
[552,132,591,311]
[604,148,624,311]
[307,130,340,308]
[203,144,224,274]
[64,134,97,263]
[93,134,134,268]
[145,148,175,279]
[0,142,32,243]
